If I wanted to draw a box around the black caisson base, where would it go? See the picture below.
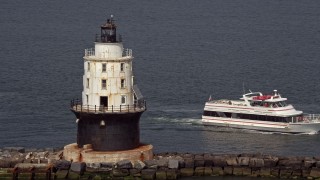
[72,110,143,151]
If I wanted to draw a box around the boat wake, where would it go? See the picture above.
[147,116,202,125]
[300,131,319,135]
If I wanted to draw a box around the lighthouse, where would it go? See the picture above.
[64,16,153,163]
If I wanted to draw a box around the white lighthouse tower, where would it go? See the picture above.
[64,16,153,163]
[82,17,136,110]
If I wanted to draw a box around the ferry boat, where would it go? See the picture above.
[202,90,320,134]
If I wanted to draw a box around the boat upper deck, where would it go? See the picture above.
[207,90,291,109]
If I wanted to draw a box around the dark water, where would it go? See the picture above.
[1,0,320,157]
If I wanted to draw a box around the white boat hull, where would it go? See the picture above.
[202,116,320,134]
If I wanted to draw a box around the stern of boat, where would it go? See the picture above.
[288,114,320,134]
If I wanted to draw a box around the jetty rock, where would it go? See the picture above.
[1,148,320,179]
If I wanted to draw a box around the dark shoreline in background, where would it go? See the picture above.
[1,147,320,179]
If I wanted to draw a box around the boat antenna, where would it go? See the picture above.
[242,82,245,94]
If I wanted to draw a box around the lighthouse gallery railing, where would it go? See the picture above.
[70,99,146,113]
[84,48,132,57]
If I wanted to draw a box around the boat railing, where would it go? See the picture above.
[70,99,146,113]
[303,114,320,122]
[211,100,247,106]
[291,114,320,123]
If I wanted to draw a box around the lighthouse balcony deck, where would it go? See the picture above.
[70,100,146,114]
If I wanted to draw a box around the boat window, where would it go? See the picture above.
[251,101,265,106]
[238,113,288,122]
[263,102,269,107]
[272,103,278,108]
[203,111,219,117]
[225,112,232,118]
[284,117,291,122]
[217,112,227,117]
[204,111,290,123]
[278,101,287,107]
[292,115,303,122]
[231,113,239,118]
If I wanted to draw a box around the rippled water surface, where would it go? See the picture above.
[1,0,320,156]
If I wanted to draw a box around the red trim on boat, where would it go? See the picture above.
[202,116,288,127]
[253,95,272,100]
[268,108,294,111]
[206,104,294,112]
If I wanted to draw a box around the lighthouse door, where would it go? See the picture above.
[100,96,108,107]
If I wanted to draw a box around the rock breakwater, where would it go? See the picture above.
[1,147,320,179]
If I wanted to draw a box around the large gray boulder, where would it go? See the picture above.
[226,157,238,166]
[14,163,49,171]
[212,156,227,167]
[0,158,11,168]
[145,159,158,169]
[70,162,86,175]
[184,158,194,168]
[166,169,178,179]
[133,160,146,170]
[100,162,114,168]
[264,156,278,167]
[53,160,71,171]
[112,169,129,177]
[141,169,156,180]
[86,162,101,169]
[237,157,250,166]
[249,158,264,168]
[156,158,168,168]
[116,159,132,169]
[310,167,320,178]
[304,160,316,168]
[1,150,12,158]
[171,155,184,168]
[168,159,179,169]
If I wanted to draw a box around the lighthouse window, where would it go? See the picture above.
[86,95,89,105]
[86,78,89,88]
[102,63,107,72]
[120,63,124,71]
[87,62,90,71]
[121,79,125,88]
[121,95,126,104]
[101,79,107,89]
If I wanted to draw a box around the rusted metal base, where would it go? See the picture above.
[72,110,144,151]
[63,143,153,163]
